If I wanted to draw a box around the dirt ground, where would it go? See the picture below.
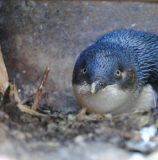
[0,99,158,160]
[0,1,158,160]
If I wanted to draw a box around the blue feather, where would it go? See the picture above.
[72,29,158,91]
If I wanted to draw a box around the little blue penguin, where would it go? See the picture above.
[72,29,158,115]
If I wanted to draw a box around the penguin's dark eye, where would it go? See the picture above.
[82,68,87,74]
[114,69,122,79]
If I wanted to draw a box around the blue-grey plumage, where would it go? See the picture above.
[72,29,158,114]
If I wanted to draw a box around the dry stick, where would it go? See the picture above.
[101,126,143,141]
[21,93,36,105]
[101,126,158,141]
[32,66,50,111]
[13,81,21,104]
[9,82,21,104]
[78,108,87,116]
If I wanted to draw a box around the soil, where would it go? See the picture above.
[0,99,158,160]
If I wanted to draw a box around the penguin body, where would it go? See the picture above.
[72,29,158,114]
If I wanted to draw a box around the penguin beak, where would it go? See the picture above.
[91,80,101,94]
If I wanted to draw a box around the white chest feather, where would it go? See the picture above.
[73,84,157,114]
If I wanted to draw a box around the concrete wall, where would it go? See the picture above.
[1,1,158,112]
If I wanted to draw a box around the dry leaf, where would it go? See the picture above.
[0,46,9,94]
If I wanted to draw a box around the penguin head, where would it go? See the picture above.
[72,42,137,95]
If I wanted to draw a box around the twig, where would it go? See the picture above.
[9,81,21,104]
[78,108,87,116]
[101,126,142,141]
[21,93,36,105]
[32,66,50,111]
[17,104,50,117]
[101,126,158,142]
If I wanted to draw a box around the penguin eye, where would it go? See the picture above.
[82,68,87,74]
[115,69,122,79]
